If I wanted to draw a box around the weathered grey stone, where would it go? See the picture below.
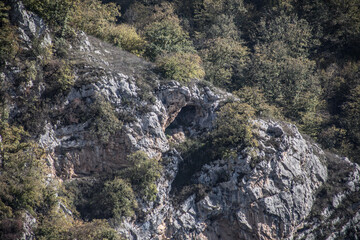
[20,211,37,240]
[11,1,52,46]
[5,6,360,240]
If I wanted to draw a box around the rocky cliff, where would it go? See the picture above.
[2,2,360,239]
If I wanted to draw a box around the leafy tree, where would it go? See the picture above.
[248,12,321,119]
[69,0,121,39]
[318,125,347,150]
[300,0,360,60]
[156,52,205,83]
[23,0,73,34]
[123,2,154,30]
[192,0,246,43]
[255,11,319,58]
[201,37,248,89]
[193,0,246,29]
[36,210,122,240]
[340,84,360,163]
[144,17,195,60]
[205,14,240,40]
[249,0,296,11]
[320,62,360,115]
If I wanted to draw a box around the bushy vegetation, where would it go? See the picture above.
[35,212,122,240]
[44,59,74,94]
[233,87,280,118]
[156,52,205,83]
[119,151,162,201]
[0,2,19,67]
[108,24,146,55]
[201,37,248,88]
[211,102,257,158]
[144,17,195,60]
[100,178,137,219]
[89,96,123,144]
[22,0,146,55]
[0,121,47,217]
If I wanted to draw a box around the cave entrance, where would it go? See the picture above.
[165,105,198,138]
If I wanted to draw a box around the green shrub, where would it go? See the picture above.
[44,59,74,94]
[23,0,147,56]
[23,0,73,33]
[193,0,246,29]
[318,125,347,150]
[89,96,123,144]
[69,0,120,38]
[120,151,162,201]
[211,102,257,158]
[156,52,205,83]
[107,24,146,56]
[36,210,122,240]
[70,219,121,240]
[125,2,177,31]
[340,84,360,163]
[248,12,321,120]
[101,178,137,219]
[233,87,281,118]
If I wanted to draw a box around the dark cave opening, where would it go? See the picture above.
[165,105,198,136]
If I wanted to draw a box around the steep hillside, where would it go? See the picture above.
[0,1,360,240]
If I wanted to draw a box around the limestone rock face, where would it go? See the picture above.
[10,1,52,46]
[119,120,360,240]
[4,4,360,240]
[115,119,360,240]
[33,30,229,177]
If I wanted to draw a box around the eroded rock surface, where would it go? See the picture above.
[119,120,360,240]
[4,4,360,240]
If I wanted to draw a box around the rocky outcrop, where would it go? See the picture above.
[4,3,360,240]
[33,30,229,177]
[119,120,360,240]
[10,1,51,47]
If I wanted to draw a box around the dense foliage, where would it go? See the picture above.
[0,2,18,67]
[156,52,205,83]
[0,121,48,218]
[211,102,257,158]
[118,151,162,201]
